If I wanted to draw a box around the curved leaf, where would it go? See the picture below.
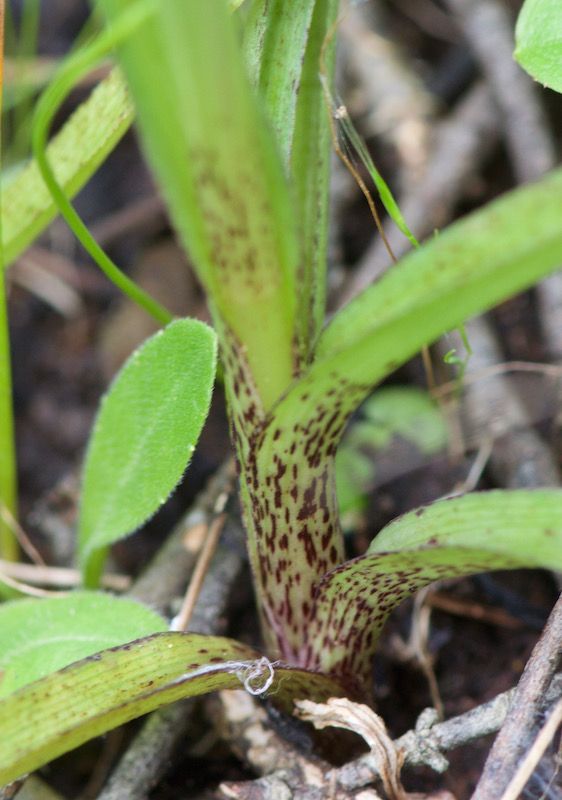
[79,319,217,586]
[0,592,166,697]
[307,490,562,682]
[1,68,133,267]
[515,0,562,93]
[0,632,345,785]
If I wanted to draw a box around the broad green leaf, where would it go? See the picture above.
[308,490,562,681]
[100,0,300,410]
[0,632,345,784]
[79,319,217,586]
[1,68,133,267]
[0,592,166,697]
[515,0,562,93]
[316,168,562,381]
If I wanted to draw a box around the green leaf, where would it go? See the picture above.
[100,0,300,410]
[243,0,316,168]
[0,632,345,784]
[515,0,562,93]
[249,170,562,647]
[79,319,217,586]
[243,0,338,355]
[267,167,562,461]
[1,68,133,267]
[308,489,562,681]
[0,592,166,698]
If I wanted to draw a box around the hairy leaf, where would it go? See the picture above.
[100,0,300,410]
[79,319,217,586]
[0,632,345,784]
[0,592,166,697]
[1,68,133,267]
[515,0,562,93]
[308,490,562,683]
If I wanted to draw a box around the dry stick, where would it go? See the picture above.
[443,0,562,373]
[171,512,227,632]
[0,559,130,591]
[471,595,562,800]
[93,460,244,800]
[215,679,562,799]
[498,699,562,800]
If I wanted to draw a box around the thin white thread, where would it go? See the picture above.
[237,657,275,695]
[168,657,276,697]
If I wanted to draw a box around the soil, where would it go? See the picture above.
[3,0,561,798]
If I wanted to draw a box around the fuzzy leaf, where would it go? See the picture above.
[515,0,562,93]
[100,0,300,410]
[1,68,133,267]
[0,632,345,784]
[79,319,217,586]
[0,592,166,698]
[308,489,562,682]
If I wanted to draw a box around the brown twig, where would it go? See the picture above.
[443,0,562,367]
[498,699,562,800]
[215,678,562,798]
[443,0,556,184]
[471,594,562,799]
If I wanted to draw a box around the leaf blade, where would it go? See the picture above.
[515,0,562,93]
[100,0,300,409]
[309,489,562,680]
[0,632,345,784]
[0,592,166,697]
[1,68,133,267]
[78,319,217,586]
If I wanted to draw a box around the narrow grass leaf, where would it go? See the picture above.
[309,490,562,681]
[515,0,562,93]
[0,632,345,784]
[2,68,133,267]
[79,319,217,586]
[0,592,166,697]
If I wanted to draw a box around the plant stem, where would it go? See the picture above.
[0,0,19,561]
